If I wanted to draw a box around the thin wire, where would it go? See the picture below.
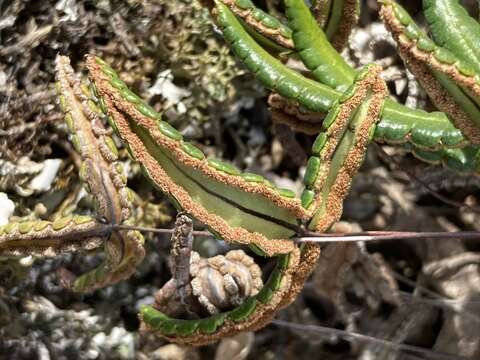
[122,221,480,311]
[111,225,480,356]
[272,319,467,360]
[295,231,480,243]
[113,224,212,237]
[112,224,480,244]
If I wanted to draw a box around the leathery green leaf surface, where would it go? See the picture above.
[216,1,339,113]
[432,70,480,130]
[285,0,355,90]
[383,1,480,135]
[423,0,480,76]
[216,2,470,152]
[130,120,300,239]
[308,93,371,229]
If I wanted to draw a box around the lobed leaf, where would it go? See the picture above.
[55,55,145,292]
[302,65,388,231]
[218,0,294,51]
[86,55,307,257]
[217,1,479,170]
[380,0,480,144]
[0,216,105,257]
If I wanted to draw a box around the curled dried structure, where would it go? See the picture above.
[190,250,263,314]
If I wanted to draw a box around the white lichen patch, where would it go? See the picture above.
[0,192,15,225]
[29,158,62,192]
